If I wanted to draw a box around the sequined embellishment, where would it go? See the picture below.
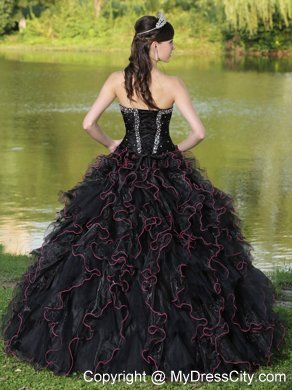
[152,108,173,154]
[119,105,142,153]
[119,104,173,154]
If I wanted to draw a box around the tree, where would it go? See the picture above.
[0,0,57,36]
[14,0,56,19]
[93,0,103,17]
[0,0,15,35]
[216,0,292,35]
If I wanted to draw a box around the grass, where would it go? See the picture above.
[0,35,222,56]
[0,243,291,389]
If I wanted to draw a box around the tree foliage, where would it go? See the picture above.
[0,0,291,52]
[0,0,15,35]
[0,0,56,35]
[217,0,292,35]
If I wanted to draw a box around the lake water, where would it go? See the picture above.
[0,50,291,272]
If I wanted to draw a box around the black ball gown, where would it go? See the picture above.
[0,103,287,379]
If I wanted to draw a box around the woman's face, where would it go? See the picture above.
[157,39,175,62]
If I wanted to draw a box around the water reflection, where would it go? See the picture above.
[223,54,292,72]
[0,50,291,271]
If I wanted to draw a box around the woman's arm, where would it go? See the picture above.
[82,72,119,149]
[172,76,206,152]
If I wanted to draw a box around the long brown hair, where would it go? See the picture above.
[123,15,174,110]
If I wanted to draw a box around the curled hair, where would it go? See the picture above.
[123,15,174,110]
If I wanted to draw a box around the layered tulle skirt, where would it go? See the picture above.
[0,145,287,378]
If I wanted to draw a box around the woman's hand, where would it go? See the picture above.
[108,139,123,153]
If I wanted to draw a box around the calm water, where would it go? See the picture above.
[0,50,291,272]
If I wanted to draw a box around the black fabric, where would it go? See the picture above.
[0,105,287,380]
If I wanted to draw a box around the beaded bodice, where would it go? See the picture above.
[118,104,176,155]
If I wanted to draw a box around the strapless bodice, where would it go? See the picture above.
[118,104,176,155]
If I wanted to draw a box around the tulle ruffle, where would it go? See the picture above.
[0,145,287,379]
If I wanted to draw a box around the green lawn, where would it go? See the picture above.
[0,244,291,389]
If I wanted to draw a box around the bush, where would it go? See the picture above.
[0,0,15,35]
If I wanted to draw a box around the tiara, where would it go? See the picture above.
[136,12,167,36]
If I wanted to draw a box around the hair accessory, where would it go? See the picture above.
[136,12,167,35]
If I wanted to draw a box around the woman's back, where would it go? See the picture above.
[115,69,175,110]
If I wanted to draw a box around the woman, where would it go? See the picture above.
[82,15,205,155]
[1,13,287,381]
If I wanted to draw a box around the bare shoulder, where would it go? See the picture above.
[156,72,177,83]
[164,75,186,98]
[100,71,124,95]
[105,70,123,83]
[170,75,186,88]
[112,70,124,78]
[170,76,190,101]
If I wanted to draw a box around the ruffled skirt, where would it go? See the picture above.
[0,145,287,378]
